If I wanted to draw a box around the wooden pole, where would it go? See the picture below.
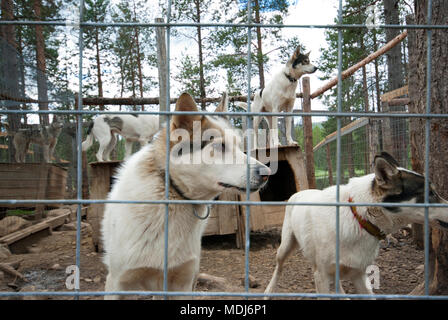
[302,77,316,189]
[311,31,408,99]
[326,144,333,186]
[81,94,255,107]
[368,119,379,170]
[155,18,167,128]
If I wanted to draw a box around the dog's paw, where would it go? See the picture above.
[287,140,298,146]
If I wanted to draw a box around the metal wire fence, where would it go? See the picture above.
[0,0,448,300]
[314,117,410,190]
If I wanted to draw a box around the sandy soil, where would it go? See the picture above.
[0,221,424,300]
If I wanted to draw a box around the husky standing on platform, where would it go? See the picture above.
[12,115,64,163]
[82,114,159,161]
[237,46,318,148]
[264,152,448,297]
[101,92,270,299]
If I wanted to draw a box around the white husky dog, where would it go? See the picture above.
[237,46,317,148]
[265,152,448,297]
[102,92,270,299]
[82,114,159,161]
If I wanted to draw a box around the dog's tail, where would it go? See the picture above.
[82,121,95,152]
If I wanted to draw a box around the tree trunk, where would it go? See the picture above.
[33,0,49,126]
[1,0,21,132]
[134,27,144,111]
[1,0,21,162]
[408,0,448,295]
[384,0,404,90]
[195,0,206,110]
[360,37,370,174]
[94,29,104,109]
[384,0,407,167]
[133,2,144,111]
[254,0,265,89]
[373,31,383,151]
[18,26,28,125]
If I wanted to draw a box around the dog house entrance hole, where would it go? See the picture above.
[259,160,297,202]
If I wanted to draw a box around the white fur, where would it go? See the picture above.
[237,49,317,148]
[102,93,270,299]
[265,167,448,297]
[82,114,159,161]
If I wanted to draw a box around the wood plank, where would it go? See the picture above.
[264,209,286,226]
[203,217,219,236]
[313,117,369,152]
[380,85,409,102]
[215,191,238,235]
[0,207,87,245]
[87,161,122,251]
[284,147,309,192]
[238,193,265,232]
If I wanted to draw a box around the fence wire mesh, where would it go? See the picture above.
[0,0,447,300]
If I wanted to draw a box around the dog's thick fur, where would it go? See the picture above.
[12,116,63,163]
[237,46,317,148]
[82,114,159,161]
[102,92,270,299]
[265,152,448,296]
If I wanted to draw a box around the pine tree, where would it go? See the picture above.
[318,0,386,179]
[83,0,111,109]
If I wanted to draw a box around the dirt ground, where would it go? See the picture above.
[0,220,424,300]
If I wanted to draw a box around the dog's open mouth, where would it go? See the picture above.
[218,182,261,193]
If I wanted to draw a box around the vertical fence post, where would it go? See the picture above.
[156,17,167,128]
[302,76,316,189]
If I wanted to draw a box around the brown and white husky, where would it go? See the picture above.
[237,46,318,148]
[265,152,448,297]
[102,92,270,299]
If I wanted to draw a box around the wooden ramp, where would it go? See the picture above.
[0,206,87,253]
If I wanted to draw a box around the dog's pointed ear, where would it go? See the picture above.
[374,152,400,188]
[291,45,302,61]
[172,92,201,132]
[305,50,311,57]
[215,91,229,116]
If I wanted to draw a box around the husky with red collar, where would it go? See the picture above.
[237,46,317,148]
[264,152,448,297]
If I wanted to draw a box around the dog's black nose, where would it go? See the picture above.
[257,165,271,181]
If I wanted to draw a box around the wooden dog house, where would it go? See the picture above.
[87,145,308,250]
[0,163,68,210]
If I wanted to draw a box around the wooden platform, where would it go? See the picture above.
[0,163,68,209]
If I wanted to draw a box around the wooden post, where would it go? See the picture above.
[302,77,316,189]
[156,18,167,129]
[325,144,334,186]
[381,102,394,156]
[368,119,379,170]
[82,151,89,200]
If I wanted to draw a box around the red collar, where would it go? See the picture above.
[348,197,386,240]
